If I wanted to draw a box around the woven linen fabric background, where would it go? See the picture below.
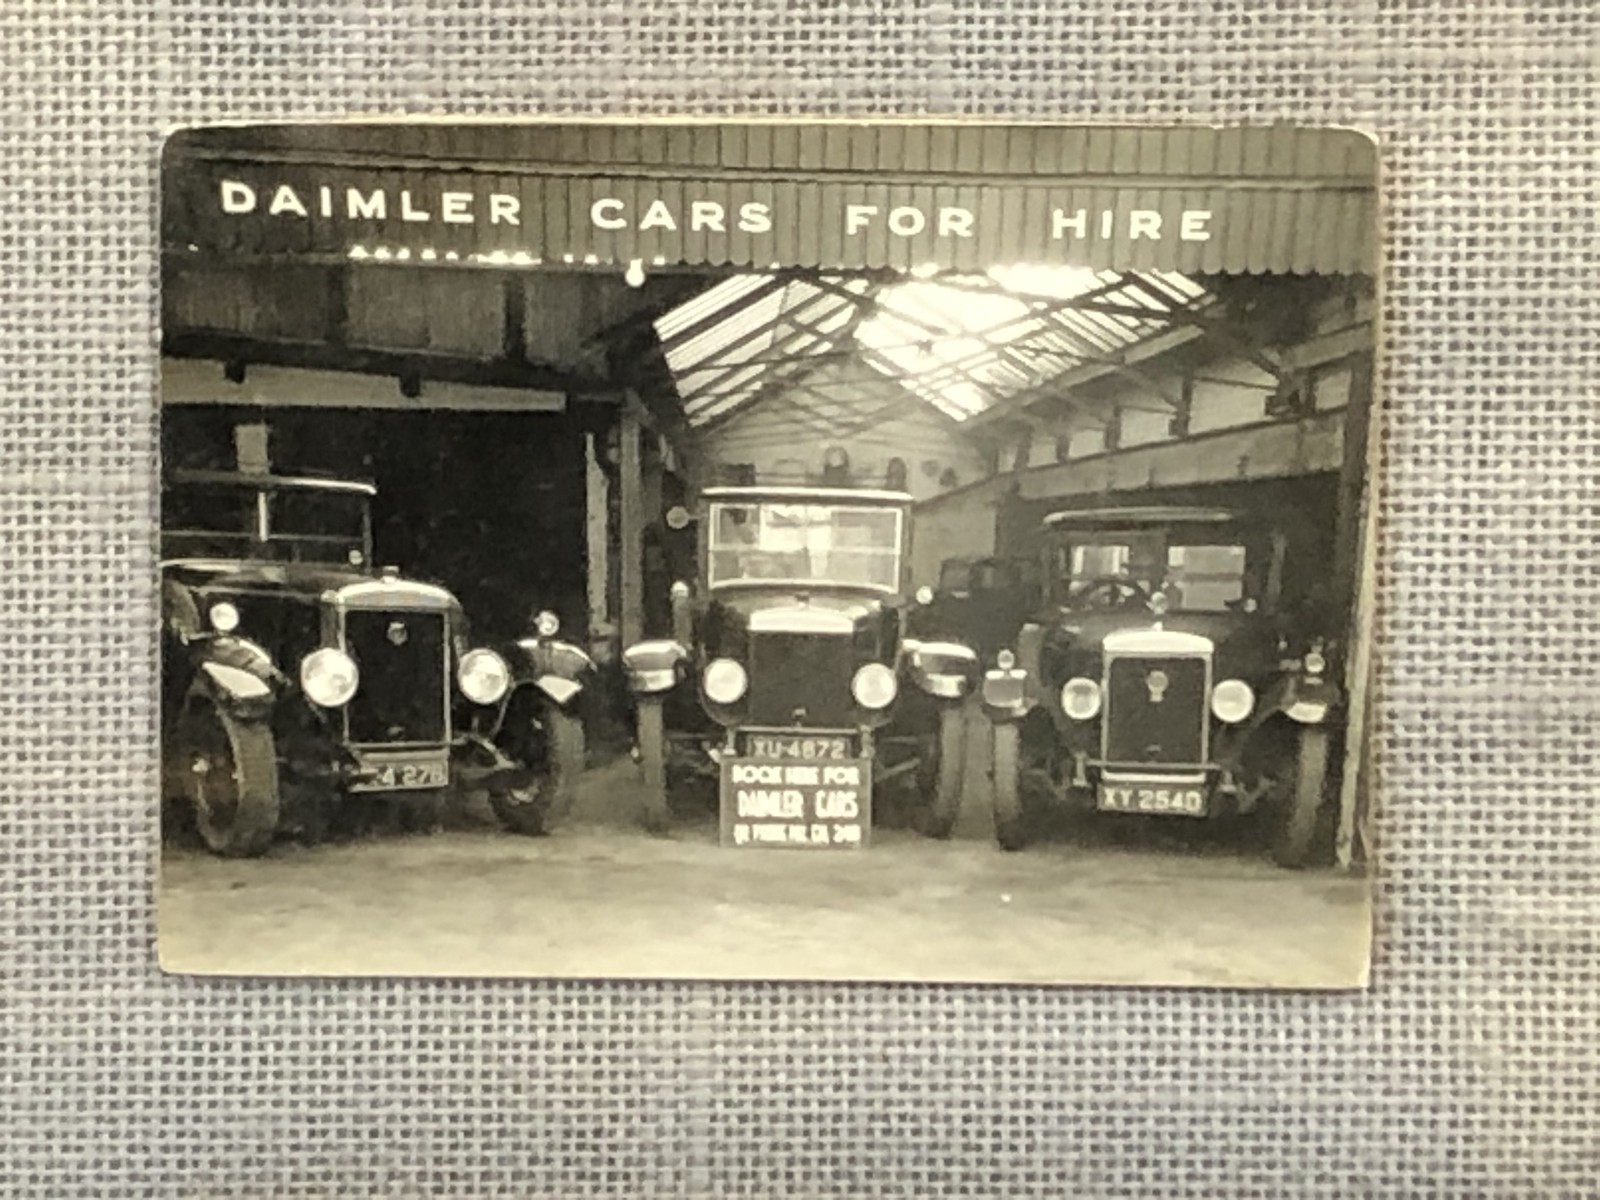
[3,2,1597,1197]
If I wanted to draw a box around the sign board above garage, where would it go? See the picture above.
[161,123,1377,275]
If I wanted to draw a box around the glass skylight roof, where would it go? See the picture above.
[654,267,1212,428]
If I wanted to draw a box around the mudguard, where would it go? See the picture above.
[979,664,1031,723]
[1277,673,1342,725]
[514,636,596,709]
[620,639,689,695]
[901,638,979,700]
[188,636,279,719]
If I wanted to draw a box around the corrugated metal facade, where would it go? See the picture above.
[164,123,1377,276]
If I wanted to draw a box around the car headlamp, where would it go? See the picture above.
[300,647,359,708]
[458,648,512,706]
[1060,676,1101,721]
[1210,679,1255,723]
[208,601,240,633]
[1303,649,1327,676]
[852,662,898,710]
[702,657,749,705]
[915,585,934,606]
[996,649,1016,670]
[534,610,560,638]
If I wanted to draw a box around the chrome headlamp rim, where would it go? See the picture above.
[1210,678,1255,723]
[208,600,240,633]
[458,647,512,706]
[702,657,749,705]
[1060,676,1101,721]
[299,646,359,708]
[852,661,898,710]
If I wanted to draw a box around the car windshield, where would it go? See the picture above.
[1053,538,1253,613]
[708,500,903,591]
[162,481,373,566]
[939,559,1020,593]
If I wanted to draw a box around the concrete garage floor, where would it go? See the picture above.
[158,716,1373,989]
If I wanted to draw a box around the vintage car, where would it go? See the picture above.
[159,468,593,856]
[978,504,1344,867]
[618,485,980,844]
[908,554,1041,667]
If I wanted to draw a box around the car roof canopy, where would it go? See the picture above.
[166,469,378,497]
[1041,505,1244,531]
[702,485,912,507]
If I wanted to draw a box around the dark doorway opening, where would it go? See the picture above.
[161,403,589,643]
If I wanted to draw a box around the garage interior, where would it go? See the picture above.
[157,125,1376,987]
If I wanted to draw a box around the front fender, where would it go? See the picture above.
[901,638,979,701]
[189,636,280,719]
[514,636,596,708]
[620,639,689,695]
[978,666,1032,723]
[1262,672,1343,725]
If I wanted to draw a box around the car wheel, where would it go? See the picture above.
[991,720,1027,851]
[1273,724,1331,868]
[489,706,587,837]
[176,693,280,858]
[635,697,672,835]
[544,707,586,825]
[918,702,968,839]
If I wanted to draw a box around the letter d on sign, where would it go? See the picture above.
[220,180,257,214]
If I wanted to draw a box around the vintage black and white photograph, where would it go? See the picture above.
[155,121,1380,987]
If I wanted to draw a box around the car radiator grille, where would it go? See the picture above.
[1102,654,1208,766]
[746,632,855,729]
[342,609,449,745]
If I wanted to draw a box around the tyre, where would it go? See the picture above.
[544,707,586,825]
[1273,724,1331,868]
[917,702,968,839]
[991,721,1027,851]
[175,693,280,858]
[635,697,672,835]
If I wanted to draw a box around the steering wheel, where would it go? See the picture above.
[1065,576,1152,611]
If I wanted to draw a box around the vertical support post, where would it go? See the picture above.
[619,394,646,651]
[1333,349,1376,871]
[1169,371,1194,438]
[584,430,610,652]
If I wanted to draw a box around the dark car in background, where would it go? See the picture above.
[910,554,1041,667]
[159,469,592,856]
[979,505,1344,866]
[618,485,980,844]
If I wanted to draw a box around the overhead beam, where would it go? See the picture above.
[961,323,1206,432]
[162,330,604,394]
[161,358,567,413]
[1016,408,1344,500]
